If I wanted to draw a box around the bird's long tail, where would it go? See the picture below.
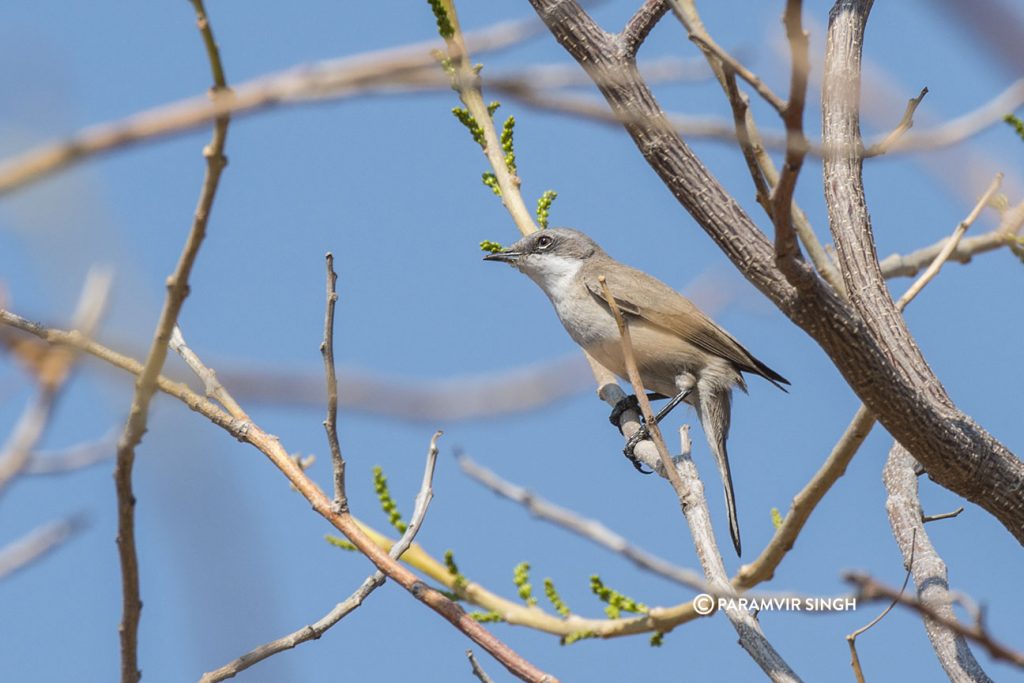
[697,383,742,556]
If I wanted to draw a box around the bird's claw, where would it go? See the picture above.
[623,426,654,474]
[609,394,640,433]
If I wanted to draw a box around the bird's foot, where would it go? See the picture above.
[623,425,654,474]
[609,394,640,433]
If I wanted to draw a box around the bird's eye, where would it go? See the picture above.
[537,235,553,250]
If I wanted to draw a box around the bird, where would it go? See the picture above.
[484,228,789,556]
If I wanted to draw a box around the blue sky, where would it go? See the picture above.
[1,2,1022,681]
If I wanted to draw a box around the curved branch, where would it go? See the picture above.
[884,443,994,682]
[527,0,1024,542]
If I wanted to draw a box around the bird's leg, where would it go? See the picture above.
[608,393,665,432]
[622,388,692,470]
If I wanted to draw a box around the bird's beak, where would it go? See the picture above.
[483,249,522,264]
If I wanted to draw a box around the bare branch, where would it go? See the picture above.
[457,452,709,592]
[0,517,86,581]
[320,253,346,514]
[467,650,496,683]
[0,268,111,498]
[25,429,117,475]
[847,572,1024,669]
[115,4,230,679]
[879,199,1024,279]
[893,173,1002,309]
[885,443,993,681]
[770,0,812,284]
[921,507,964,524]
[846,531,916,683]
[621,0,670,56]
[0,19,537,196]
[170,327,249,420]
[688,34,786,114]
[199,432,441,683]
[864,87,928,157]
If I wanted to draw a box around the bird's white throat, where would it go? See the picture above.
[521,255,583,303]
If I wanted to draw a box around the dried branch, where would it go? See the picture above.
[864,87,928,157]
[847,572,1024,669]
[687,34,786,114]
[885,443,993,681]
[115,4,230,679]
[467,650,496,683]
[170,327,248,420]
[0,306,715,642]
[199,432,441,683]
[0,268,111,498]
[25,429,117,475]
[320,253,346,514]
[456,452,709,592]
[740,172,1004,588]
[894,173,1002,309]
[670,0,845,296]
[879,199,1024,279]
[0,516,86,581]
[736,405,875,588]
[621,0,670,56]
[846,531,916,683]
[0,19,536,196]
[921,507,963,524]
[770,0,812,284]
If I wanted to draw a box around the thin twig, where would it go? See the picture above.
[0,516,87,581]
[879,200,1024,279]
[846,531,917,683]
[620,0,670,56]
[921,507,964,524]
[688,34,786,114]
[864,87,928,157]
[467,650,496,683]
[115,4,230,680]
[170,327,249,420]
[320,253,346,514]
[456,452,709,592]
[847,572,1024,669]
[199,432,442,683]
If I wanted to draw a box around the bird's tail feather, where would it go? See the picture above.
[697,384,742,556]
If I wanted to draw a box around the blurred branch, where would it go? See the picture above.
[199,432,441,683]
[0,268,111,499]
[884,443,993,681]
[115,4,230,680]
[25,428,117,475]
[0,516,87,581]
[457,452,709,592]
[0,19,538,196]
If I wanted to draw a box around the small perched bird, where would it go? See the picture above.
[484,228,789,556]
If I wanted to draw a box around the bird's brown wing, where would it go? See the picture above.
[583,265,790,388]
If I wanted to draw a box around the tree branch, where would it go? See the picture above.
[199,432,441,683]
[115,4,230,679]
[884,443,994,681]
